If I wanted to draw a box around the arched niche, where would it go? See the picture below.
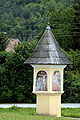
[52,71,61,91]
[36,70,47,91]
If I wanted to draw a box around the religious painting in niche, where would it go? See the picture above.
[36,71,47,91]
[52,71,61,91]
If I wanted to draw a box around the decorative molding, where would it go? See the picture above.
[33,91,64,95]
[31,65,67,69]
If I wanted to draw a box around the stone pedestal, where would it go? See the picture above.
[36,93,63,117]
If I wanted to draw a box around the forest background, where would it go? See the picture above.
[0,0,80,103]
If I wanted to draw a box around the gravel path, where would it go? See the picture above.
[64,117,80,119]
[0,103,80,108]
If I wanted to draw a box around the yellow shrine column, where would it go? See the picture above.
[36,93,62,117]
[24,25,71,117]
[32,65,66,117]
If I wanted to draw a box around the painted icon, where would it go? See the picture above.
[52,71,61,91]
[36,71,47,91]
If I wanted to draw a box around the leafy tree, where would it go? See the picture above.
[62,49,80,103]
[71,0,80,50]
[0,0,74,43]
[62,71,80,103]
[66,49,80,71]
[0,32,8,51]
[0,40,37,103]
[50,2,74,50]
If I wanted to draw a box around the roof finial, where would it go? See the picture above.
[46,22,51,30]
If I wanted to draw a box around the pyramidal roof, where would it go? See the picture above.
[24,26,71,65]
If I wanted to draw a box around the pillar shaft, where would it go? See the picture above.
[36,93,62,117]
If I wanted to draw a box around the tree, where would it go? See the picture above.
[0,40,37,103]
[62,71,80,103]
[0,32,8,51]
[62,49,80,103]
[71,0,80,50]
[49,2,74,50]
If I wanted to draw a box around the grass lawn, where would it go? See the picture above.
[0,106,80,120]
[62,108,80,118]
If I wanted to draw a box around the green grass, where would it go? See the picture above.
[62,108,80,118]
[0,106,80,120]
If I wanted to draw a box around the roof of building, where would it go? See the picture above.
[24,26,71,65]
[5,38,20,52]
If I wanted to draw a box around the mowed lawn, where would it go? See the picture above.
[0,107,80,120]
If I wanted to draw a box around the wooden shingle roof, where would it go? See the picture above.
[24,26,71,65]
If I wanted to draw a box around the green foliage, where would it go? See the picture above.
[71,0,80,50]
[0,40,36,103]
[0,86,12,103]
[65,49,80,71]
[50,4,74,50]
[62,71,80,103]
[15,39,37,59]
[0,0,76,50]
[10,105,19,110]
[15,85,25,102]
[62,49,80,103]
[0,51,12,64]
[0,32,8,51]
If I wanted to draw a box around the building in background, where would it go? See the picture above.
[5,38,20,52]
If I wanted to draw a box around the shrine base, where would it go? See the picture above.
[36,93,62,117]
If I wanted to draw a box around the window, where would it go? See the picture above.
[36,70,47,91]
[52,71,61,91]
